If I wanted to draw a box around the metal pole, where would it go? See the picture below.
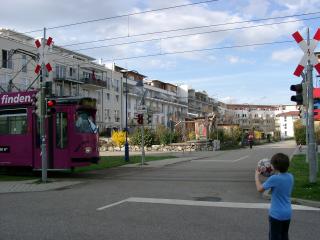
[124,74,129,162]
[306,28,317,183]
[40,27,47,182]
[140,85,145,165]
[141,124,145,165]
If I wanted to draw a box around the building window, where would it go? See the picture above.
[284,116,287,122]
[115,95,119,103]
[97,92,101,104]
[2,50,13,69]
[55,64,66,79]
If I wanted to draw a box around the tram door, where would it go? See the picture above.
[52,111,69,169]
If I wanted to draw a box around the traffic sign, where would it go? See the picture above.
[292,29,320,76]
[34,37,53,74]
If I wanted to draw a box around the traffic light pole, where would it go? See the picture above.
[40,28,48,183]
[306,28,317,183]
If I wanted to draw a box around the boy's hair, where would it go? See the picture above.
[271,153,290,173]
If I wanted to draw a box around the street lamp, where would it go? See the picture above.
[120,69,129,162]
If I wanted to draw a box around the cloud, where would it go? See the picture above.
[271,47,301,62]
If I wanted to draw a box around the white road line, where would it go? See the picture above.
[233,155,249,162]
[96,199,128,211]
[97,197,320,211]
[192,155,248,163]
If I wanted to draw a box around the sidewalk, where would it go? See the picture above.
[0,179,83,194]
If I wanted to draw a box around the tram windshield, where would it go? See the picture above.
[75,111,98,134]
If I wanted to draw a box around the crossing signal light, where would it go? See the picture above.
[147,114,152,124]
[46,99,56,115]
[290,83,304,105]
[137,114,143,125]
[32,91,41,117]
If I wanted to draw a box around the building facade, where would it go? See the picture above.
[0,29,121,133]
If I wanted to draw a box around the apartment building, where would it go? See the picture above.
[187,87,216,118]
[114,66,188,129]
[218,103,277,137]
[274,105,299,139]
[0,28,121,132]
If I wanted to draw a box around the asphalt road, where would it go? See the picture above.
[1,141,319,240]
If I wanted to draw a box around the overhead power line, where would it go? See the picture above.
[7,1,219,36]
[71,16,320,52]
[62,11,320,48]
[103,40,294,62]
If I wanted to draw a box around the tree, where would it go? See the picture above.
[293,119,306,145]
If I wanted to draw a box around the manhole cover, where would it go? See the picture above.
[194,196,221,202]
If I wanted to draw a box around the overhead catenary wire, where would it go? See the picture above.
[103,40,294,62]
[70,15,320,52]
[62,11,320,48]
[10,0,219,36]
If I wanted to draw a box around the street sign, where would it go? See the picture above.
[137,105,147,113]
[292,29,320,76]
[34,37,53,74]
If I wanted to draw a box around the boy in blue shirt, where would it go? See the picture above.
[255,153,294,240]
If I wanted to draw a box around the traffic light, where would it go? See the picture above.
[290,83,305,105]
[44,81,52,97]
[147,114,152,124]
[137,114,143,125]
[46,99,56,115]
[32,91,41,117]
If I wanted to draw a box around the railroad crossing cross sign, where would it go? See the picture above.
[292,29,320,77]
[34,37,53,74]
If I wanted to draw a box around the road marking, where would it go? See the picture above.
[97,199,128,211]
[192,155,248,163]
[97,197,320,211]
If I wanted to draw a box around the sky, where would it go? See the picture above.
[1,0,320,105]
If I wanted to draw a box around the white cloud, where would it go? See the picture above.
[271,47,301,62]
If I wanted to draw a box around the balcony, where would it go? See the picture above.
[53,75,83,84]
[80,78,107,88]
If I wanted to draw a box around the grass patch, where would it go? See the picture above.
[289,154,320,201]
[0,175,36,181]
[74,155,176,173]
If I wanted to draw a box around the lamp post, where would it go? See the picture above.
[120,70,129,162]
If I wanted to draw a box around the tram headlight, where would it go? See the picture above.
[84,147,92,154]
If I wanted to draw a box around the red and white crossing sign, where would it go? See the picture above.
[292,29,320,77]
[34,37,53,74]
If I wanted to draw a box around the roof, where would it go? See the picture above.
[276,111,300,117]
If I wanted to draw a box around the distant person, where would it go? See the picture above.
[248,133,254,149]
[255,153,294,240]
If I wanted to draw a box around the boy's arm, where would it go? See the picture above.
[255,169,265,192]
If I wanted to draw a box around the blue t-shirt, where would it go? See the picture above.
[262,173,294,220]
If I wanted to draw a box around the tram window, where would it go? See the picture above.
[56,112,68,149]
[0,109,27,135]
[75,111,98,133]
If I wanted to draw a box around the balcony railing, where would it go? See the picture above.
[80,78,107,87]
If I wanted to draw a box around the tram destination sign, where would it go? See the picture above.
[0,91,36,106]
[0,146,10,153]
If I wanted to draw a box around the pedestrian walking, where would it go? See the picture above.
[248,133,254,149]
[255,153,294,240]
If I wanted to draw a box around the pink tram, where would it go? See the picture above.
[0,91,99,170]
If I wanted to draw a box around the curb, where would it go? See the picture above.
[263,190,320,208]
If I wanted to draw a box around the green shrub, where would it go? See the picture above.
[129,127,155,147]
[294,120,306,145]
